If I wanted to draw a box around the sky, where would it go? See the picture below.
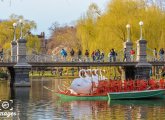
[0,0,109,38]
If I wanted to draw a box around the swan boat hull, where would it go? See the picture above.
[108,89,165,100]
[56,92,108,101]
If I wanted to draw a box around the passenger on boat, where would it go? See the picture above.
[99,69,108,80]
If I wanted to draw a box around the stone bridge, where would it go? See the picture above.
[2,21,165,87]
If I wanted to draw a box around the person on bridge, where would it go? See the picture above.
[85,50,90,62]
[95,49,100,62]
[100,51,105,62]
[108,49,116,62]
[123,48,127,62]
[70,49,75,61]
[113,49,117,62]
[77,49,82,61]
[153,48,157,61]
[130,48,135,62]
[108,50,112,62]
[159,48,164,61]
[60,49,67,61]
[91,50,95,62]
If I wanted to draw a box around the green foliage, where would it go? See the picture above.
[26,35,41,54]
[0,14,40,52]
[76,0,165,54]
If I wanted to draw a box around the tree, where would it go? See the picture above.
[47,23,81,55]
[76,3,101,54]
[0,14,40,52]
[76,0,165,55]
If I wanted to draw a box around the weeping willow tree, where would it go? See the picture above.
[76,3,101,54]
[76,0,165,55]
[0,14,41,52]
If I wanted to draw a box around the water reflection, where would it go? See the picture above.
[0,81,10,100]
[109,99,165,106]
[108,99,165,120]
[70,101,92,119]
[56,100,109,120]
[12,87,30,120]
[0,78,165,120]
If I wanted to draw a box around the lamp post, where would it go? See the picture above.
[19,19,23,39]
[126,24,130,42]
[11,22,17,62]
[139,21,143,40]
[13,23,17,41]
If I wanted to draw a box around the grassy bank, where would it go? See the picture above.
[30,71,78,78]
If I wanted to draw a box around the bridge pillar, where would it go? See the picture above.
[11,41,17,62]
[14,38,31,87]
[135,21,151,80]
[136,39,151,79]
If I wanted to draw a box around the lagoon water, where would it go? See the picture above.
[0,78,165,120]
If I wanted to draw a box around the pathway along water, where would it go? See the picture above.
[0,78,165,120]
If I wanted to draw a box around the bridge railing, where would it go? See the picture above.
[1,47,164,63]
[28,54,165,63]
[25,53,133,63]
[146,48,165,62]
[2,48,12,62]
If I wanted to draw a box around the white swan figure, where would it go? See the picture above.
[91,69,99,87]
[70,69,92,94]
[78,69,86,78]
[84,69,92,80]
[82,69,93,89]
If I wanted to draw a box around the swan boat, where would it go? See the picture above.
[47,69,165,101]
[56,81,165,101]
[56,88,165,101]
